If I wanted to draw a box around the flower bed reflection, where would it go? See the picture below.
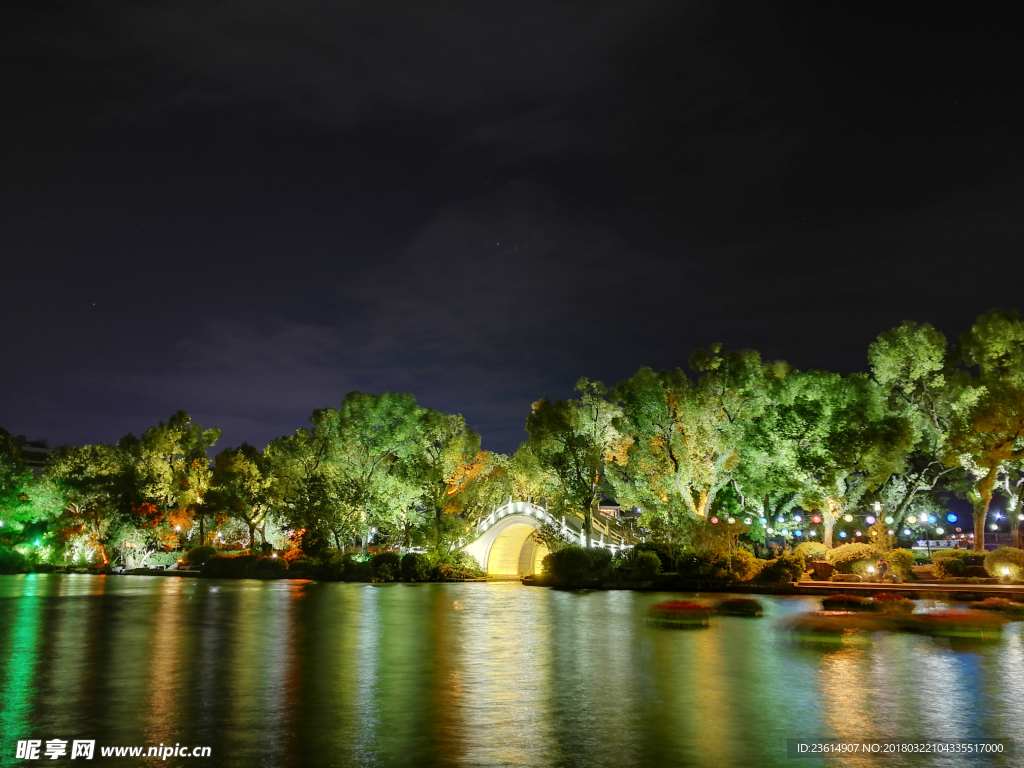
[647,599,712,628]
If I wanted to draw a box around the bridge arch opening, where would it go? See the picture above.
[484,523,549,579]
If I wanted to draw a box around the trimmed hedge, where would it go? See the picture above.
[932,550,987,579]
[793,541,828,564]
[827,543,881,574]
[984,547,1024,581]
[184,545,217,566]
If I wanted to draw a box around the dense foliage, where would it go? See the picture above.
[5,310,1024,576]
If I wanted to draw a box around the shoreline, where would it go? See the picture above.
[7,568,1024,600]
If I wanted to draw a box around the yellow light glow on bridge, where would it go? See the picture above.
[485,523,549,579]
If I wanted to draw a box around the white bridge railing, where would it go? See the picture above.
[464,499,632,556]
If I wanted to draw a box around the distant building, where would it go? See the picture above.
[598,498,620,519]
[984,531,1015,550]
[17,439,51,476]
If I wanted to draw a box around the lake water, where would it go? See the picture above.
[0,574,1021,767]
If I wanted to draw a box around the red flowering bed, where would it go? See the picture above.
[648,599,712,627]
[871,594,914,613]
[786,611,887,643]
[894,609,1007,640]
[971,597,1024,618]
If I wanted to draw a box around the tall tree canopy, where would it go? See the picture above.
[526,379,621,546]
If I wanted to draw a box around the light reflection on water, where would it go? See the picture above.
[0,575,1020,768]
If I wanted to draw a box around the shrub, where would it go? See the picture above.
[827,543,881,574]
[542,546,595,583]
[632,541,673,573]
[184,545,217,566]
[822,594,876,612]
[730,549,765,581]
[255,555,288,574]
[143,551,177,567]
[886,549,915,579]
[932,550,986,579]
[756,554,805,583]
[633,550,662,580]
[793,541,828,564]
[984,547,1024,581]
[448,550,482,574]
[401,552,433,582]
[288,558,315,574]
[931,550,966,578]
[0,546,28,574]
[203,554,257,578]
[676,549,730,580]
[344,559,373,582]
[371,552,400,582]
[587,547,613,572]
[913,551,931,564]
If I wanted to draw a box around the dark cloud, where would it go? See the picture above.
[2,3,1023,452]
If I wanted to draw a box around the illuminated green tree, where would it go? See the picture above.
[47,442,135,563]
[414,409,482,546]
[127,412,220,544]
[772,371,914,547]
[335,392,425,550]
[526,379,621,546]
[208,443,281,550]
[608,349,786,552]
[947,310,1024,550]
[868,321,974,526]
[270,408,360,551]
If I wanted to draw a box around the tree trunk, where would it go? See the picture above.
[199,513,205,547]
[823,519,835,549]
[974,466,998,552]
[585,502,593,548]
[248,523,256,551]
[972,506,988,552]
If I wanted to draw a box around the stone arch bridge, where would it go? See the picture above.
[461,500,634,580]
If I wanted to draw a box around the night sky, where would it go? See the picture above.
[3,3,1022,454]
